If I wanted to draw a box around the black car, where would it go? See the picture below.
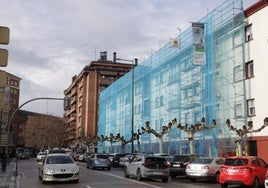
[112,153,130,167]
[169,154,202,178]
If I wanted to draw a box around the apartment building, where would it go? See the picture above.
[97,0,268,161]
[244,0,268,159]
[0,70,21,148]
[64,52,137,151]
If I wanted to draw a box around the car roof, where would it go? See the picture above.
[46,153,71,157]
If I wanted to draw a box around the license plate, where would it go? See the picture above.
[153,172,163,175]
[227,169,239,173]
[173,164,180,167]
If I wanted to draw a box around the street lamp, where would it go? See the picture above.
[116,58,137,153]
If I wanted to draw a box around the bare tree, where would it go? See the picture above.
[226,118,268,156]
[171,118,216,154]
[141,121,172,153]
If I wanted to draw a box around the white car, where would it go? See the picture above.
[186,156,225,183]
[38,153,79,183]
[36,152,47,162]
[124,153,170,182]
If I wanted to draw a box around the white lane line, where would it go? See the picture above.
[80,166,163,188]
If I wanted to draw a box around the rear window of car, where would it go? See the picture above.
[145,157,166,163]
[97,154,109,159]
[192,158,213,164]
[224,158,248,166]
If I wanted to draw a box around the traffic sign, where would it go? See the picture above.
[0,70,7,87]
[0,26,10,44]
[0,49,8,67]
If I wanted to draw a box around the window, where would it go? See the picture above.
[234,65,243,82]
[247,99,255,116]
[235,103,243,117]
[245,61,254,79]
[245,24,253,42]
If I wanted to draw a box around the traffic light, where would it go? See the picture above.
[0,70,7,87]
[0,26,10,67]
[63,97,70,110]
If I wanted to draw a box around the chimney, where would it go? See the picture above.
[113,52,117,63]
[99,51,107,62]
[134,58,138,65]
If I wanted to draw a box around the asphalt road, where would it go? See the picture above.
[16,158,242,188]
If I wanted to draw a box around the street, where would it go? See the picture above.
[15,158,228,188]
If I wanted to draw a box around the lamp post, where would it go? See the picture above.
[116,58,137,153]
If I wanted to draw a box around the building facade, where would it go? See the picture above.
[64,52,136,151]
[97,0,268,161]
[0,70,21,149]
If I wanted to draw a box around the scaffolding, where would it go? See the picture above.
[98,0,247,156]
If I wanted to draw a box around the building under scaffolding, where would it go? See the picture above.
[98,0,247,157]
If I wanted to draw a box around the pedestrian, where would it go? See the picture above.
[1,150,7,172]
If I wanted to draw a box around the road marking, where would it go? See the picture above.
[80,166,163,188]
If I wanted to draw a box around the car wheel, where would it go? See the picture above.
[220,183,228,188]
[251,178,259,188]
[136,169,143,181]
[162,178,169,183]
[215,172,220,183]
[107,167,111,171]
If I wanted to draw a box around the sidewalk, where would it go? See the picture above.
[0,159,17,188]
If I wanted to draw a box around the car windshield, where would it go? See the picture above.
[192,158,213,164]
[46,155,74,164]
[224,158,248,166]
[173,156,190,162]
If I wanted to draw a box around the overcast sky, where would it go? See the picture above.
[0,0,257,117]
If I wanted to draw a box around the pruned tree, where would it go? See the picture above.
[141,121,172,153]
[171,118,216,154]
[132,129,144,152]
[94,134,108,153]
[226,117,268,156]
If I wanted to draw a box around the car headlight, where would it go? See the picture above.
[72,166,79,173]
[44,168,54,174]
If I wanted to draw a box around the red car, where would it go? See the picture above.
[219,156,268,188]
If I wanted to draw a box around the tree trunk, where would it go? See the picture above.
[159,137,163,153]
[189,132,195,154]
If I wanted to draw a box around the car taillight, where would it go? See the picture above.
[241,167,251,172]
[163,162,169,168]
[186,164,191,169]
[143,162,149,167]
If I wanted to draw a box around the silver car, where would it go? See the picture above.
[86,153,112,170]
[124,153,170,182]
[38,153,79,183]
[185,156,225,183]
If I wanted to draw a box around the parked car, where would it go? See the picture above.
[186,156,225,183]
[219,156,268,188]
[78,152,91,162]
[17,152,30,159]
[119,154,134,167]
[112,153,130,167]
[169,154,202,178]
[86,153,112,170]
[124,153,170,182]
[36,152,47,162]
[38,153,79,183]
